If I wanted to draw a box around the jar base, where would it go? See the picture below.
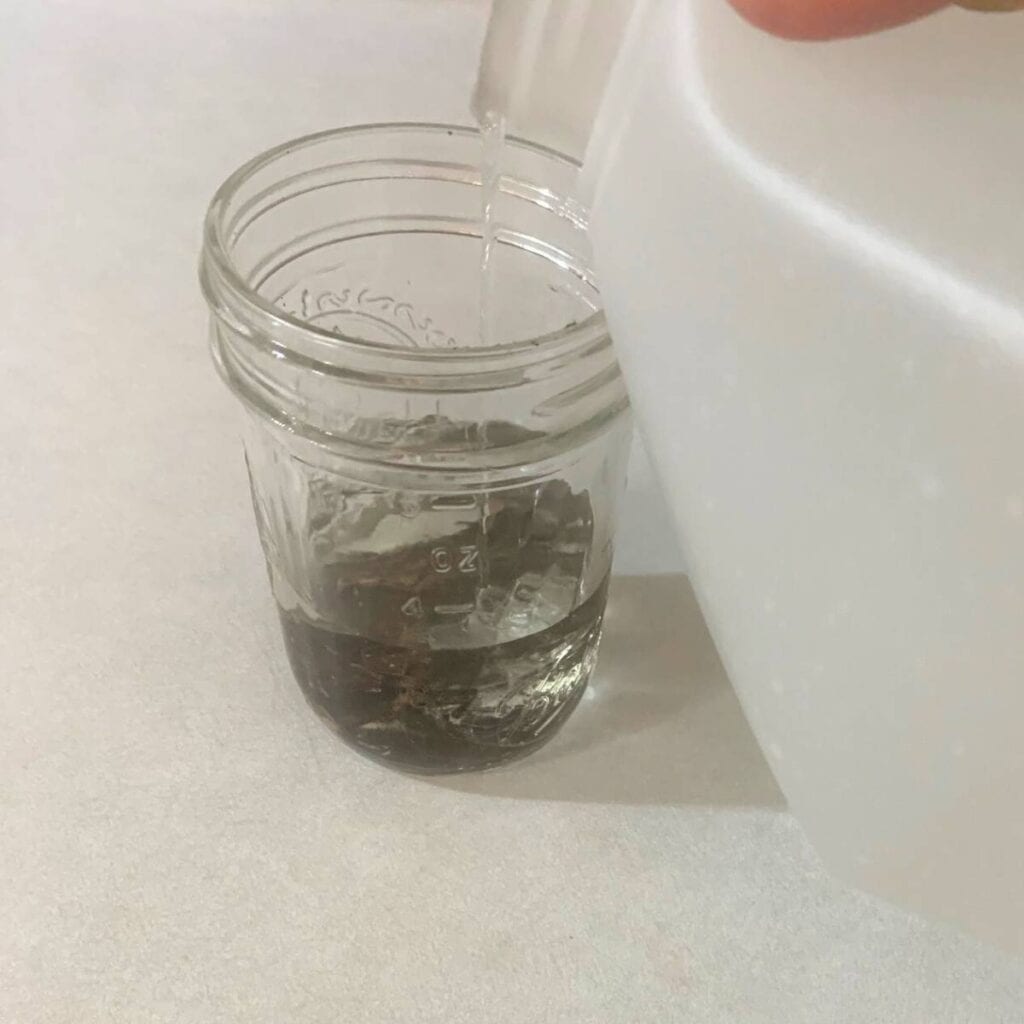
[278,577,608,774]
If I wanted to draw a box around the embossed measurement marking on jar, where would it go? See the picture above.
[434,602,478,616]
[430,545,480,575]
[430,495,479,510]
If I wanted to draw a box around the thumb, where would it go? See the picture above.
[728,0,950,39]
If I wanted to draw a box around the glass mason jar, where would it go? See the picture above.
[200,124,630,774]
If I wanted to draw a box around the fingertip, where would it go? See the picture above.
[727,0,950,40]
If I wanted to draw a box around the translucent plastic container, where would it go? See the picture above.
[477,0,1024,951]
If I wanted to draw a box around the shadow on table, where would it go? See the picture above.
[432,574,785,809]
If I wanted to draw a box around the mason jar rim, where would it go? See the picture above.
[201,122,609,376]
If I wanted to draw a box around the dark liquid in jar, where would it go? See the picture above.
[279,575,607,774]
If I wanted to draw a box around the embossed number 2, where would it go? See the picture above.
[457,545,479,573]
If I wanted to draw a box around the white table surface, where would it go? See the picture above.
[3,2,1022,1021]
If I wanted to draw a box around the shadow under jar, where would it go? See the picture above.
[200,124,631,774]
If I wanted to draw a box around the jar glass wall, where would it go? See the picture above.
[200,124,630,773]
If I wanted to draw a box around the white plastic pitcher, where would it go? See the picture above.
[476,0,1024,954]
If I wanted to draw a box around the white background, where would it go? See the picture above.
[2,1,1022,1020]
